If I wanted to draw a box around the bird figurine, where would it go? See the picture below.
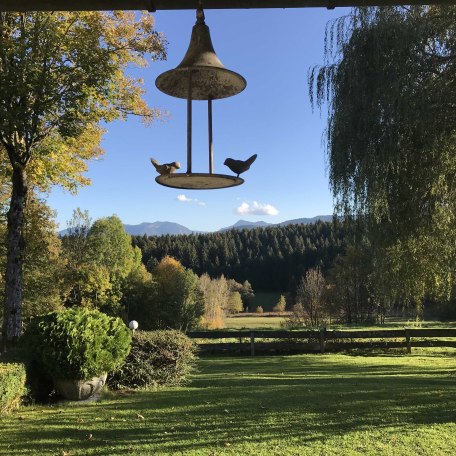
[150,158,181,175]
[223,154,257,178]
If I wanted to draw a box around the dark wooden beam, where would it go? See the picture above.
[0,1,452,13]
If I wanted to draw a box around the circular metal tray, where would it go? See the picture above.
[155,173,243,189]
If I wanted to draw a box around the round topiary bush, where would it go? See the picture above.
[107,330,197,390]
[21,308,131,381]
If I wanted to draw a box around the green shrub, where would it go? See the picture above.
[0,363,27,413]
[108,330,197,390]
[1,346,55,403]
[21,308,131,380]
[255,306,264,314]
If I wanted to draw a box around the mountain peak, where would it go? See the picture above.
[59,215,333,237]
[233,220,270,227]
[122,221,193,236]
[220,220,273,232]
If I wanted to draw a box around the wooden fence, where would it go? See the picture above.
[187,328,456,355]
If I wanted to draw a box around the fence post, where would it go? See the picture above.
[250,331,255,356]
[319,328,325,354]
[405,329,411,354]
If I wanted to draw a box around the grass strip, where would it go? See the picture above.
[1,349,455,455]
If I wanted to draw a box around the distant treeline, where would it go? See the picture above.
[132,221,348,292]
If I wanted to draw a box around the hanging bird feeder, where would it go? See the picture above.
[155,3,246,189]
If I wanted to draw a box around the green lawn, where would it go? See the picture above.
[225,315,286,329]
[224,315,456,330]
[1,350,456,455]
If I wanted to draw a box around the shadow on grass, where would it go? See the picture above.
[1,353,456,455]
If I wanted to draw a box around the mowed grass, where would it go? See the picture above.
[225,314,286,329]
[1,350,456,455]
[224,315,456,330]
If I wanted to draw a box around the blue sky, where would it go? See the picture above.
[47,7,349,232]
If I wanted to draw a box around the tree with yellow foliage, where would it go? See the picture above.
[0,192,64,323]
[273,295,287,313]
[198,274,228,329]
[150,256,204,331]
[0,11,166,347]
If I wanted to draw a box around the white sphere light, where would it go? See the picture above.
[129,320,139,331]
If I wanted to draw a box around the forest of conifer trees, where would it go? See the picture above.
[132,221,348,293]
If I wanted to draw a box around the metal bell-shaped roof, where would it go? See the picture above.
[156,8,246,100]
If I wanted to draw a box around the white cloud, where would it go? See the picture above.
[236,202,250,214]
[177,194,206,206]
[235,201,279,216]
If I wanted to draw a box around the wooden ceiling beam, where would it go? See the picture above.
[0,1,452,13]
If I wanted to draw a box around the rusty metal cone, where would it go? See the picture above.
[156,12,246,100]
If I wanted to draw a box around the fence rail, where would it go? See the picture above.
[187,328,456,355]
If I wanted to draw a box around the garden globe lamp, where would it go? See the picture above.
[129,320,139,334]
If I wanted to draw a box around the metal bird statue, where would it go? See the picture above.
[224,154,257,177]
[150,158,181,175]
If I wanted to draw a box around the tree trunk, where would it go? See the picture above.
[2,165,28,351]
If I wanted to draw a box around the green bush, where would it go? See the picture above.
[1,346,55,403]
[255,306,264,314]
[21,308,131,380]
[0,363,27,413]
[108,330,197,390]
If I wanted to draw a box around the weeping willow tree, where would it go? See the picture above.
[309,6,456,308]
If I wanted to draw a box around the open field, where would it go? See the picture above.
[1,349,456,455]
[225,314,286,329]
[224,314,456,330]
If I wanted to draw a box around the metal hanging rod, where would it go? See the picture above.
[0,1,449,13]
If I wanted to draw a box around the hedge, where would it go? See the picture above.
[0,363,27,414]
[108,330,198,390]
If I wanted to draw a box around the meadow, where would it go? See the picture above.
[224,314,456,330]
[1,349,456,455]
[225,314,286,329]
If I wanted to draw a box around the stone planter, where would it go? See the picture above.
[54,373,107,401]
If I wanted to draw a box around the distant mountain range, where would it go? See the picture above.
[220,215,333,232]
[125,215,333,236]
[59,221,193,237]
[219,220,272,232]
[123,222,193,236]
[59,215,333,237]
